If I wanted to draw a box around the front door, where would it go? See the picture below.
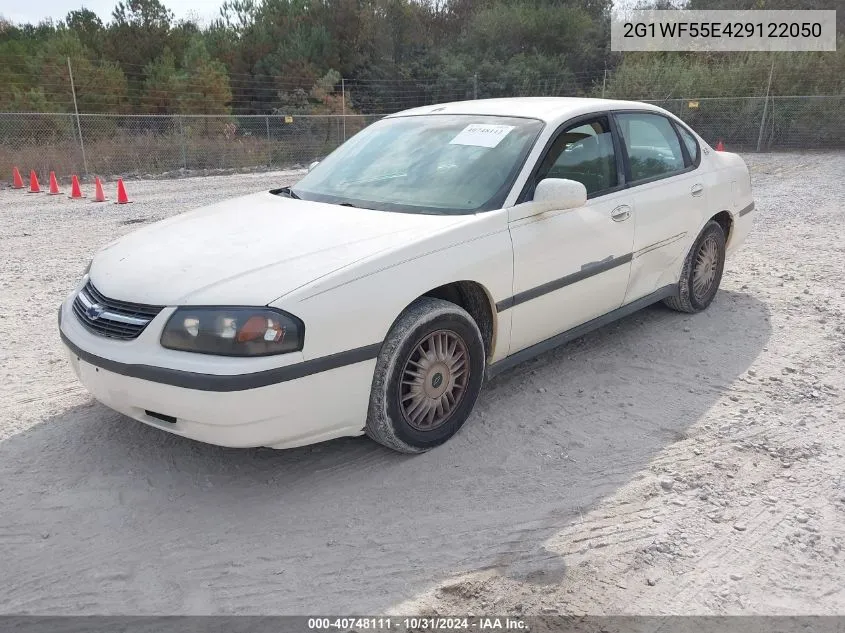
[507,115,636,354]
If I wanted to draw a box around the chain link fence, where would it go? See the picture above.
[0,113,382,179]
[648,95,844,152]
[0,96,841,180]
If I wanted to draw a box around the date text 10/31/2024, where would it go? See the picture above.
[308,617,528,630]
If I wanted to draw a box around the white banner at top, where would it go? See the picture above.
[611,10,837,52]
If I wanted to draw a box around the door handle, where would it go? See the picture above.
[611,205,631,222]
[691,183,704,197]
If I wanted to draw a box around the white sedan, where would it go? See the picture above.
[59,97,755,453]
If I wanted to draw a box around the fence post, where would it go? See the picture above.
[67,57,88,176]
[341,78,347,142]
[473,73,478,100]
[756,60,775,153]
[178,116,187,170]
[265,115,271,166]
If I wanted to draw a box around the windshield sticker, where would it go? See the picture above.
[449,124,515,148]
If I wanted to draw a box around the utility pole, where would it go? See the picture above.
[265,116,271,166]
[341,78,346,142]
[67,57,88,175]
[756,59,775,153]
[602,66,607,99]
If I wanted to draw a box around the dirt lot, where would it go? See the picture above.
[1,153,843,616]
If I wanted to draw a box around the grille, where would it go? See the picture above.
[72,281,164,340]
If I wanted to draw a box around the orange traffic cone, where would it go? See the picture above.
[69,175,85,199]
[12,167,24,189]
[27,170,41,193]
[48,171,62,195]
[715,139,725,151]
[115,178,132,204]
[93,177,107,202]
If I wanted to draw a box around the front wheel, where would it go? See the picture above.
[365,297,485,453]
[664,220,726,313]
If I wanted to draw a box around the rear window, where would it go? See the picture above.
[616,112,686,182]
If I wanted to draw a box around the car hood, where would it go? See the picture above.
[90,191,466,306]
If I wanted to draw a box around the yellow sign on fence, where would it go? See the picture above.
[284,115,294,123]
[688,101,700,109]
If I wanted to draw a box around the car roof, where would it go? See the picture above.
[387,97,667,124]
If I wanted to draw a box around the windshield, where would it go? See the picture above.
[291,115,544,215]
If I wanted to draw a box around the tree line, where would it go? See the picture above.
[0,0,842,117]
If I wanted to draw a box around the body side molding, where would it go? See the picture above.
[738,202,755,217]
[486,284,678,380]
[496,252,633,313]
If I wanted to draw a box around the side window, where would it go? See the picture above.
[535,117,618,196]
[616,113,686,182]
[675,123,700,166]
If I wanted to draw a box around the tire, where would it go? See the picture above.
[366,297,485,453]
[664,220,726,313]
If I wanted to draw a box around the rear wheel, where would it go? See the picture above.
[366,297,485,453]
[664,220,726,313]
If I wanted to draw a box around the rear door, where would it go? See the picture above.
[506,114,636,354]
[613,111,707,303]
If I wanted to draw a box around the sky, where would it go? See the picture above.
[0,0,222,26]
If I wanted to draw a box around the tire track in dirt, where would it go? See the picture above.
[392,152,845,616]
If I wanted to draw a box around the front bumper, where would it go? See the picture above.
[59,297,376,449]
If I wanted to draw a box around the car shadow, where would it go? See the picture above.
[0,290,770,614]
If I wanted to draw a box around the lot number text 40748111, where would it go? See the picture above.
[307,616,528,630]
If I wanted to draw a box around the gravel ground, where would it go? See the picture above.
[0,154,843,615]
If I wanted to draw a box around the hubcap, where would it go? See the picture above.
[399,329,469,431]
[692,234,720,302]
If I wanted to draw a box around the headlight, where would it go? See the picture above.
[160,307,304,356]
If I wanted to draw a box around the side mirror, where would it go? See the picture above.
[533,178,587,211]
[308,160,320,172]
[508,178,587,221]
